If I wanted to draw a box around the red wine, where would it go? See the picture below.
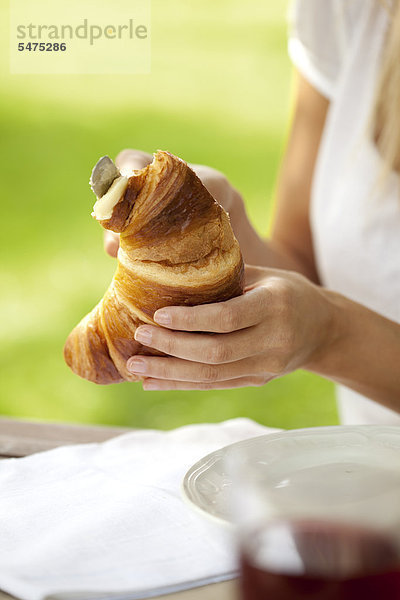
[240,520,400,600]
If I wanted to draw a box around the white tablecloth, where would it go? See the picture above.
[0,418,277,600]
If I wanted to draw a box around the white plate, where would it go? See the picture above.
[182,425,400,525]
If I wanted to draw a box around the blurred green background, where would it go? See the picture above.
[0,1,337,429]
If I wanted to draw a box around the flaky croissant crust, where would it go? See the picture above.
[64,151,244,384]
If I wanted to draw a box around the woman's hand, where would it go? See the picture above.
[126,266,338,390]
[103,148,246,258]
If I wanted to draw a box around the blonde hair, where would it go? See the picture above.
[373,0,400,174]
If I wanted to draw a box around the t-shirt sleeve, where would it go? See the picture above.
[287,0,345,100]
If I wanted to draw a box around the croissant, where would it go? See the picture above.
[64,150,244,384]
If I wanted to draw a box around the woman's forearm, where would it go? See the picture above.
[307,290,400,409]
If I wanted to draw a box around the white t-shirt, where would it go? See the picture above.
[288,0,400,424]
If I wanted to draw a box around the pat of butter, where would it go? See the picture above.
[92,176,129,221]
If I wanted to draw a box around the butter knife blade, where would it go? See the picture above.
[89,156,120,198]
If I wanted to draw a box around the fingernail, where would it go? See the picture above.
[143,381,159,391]
[127,358,147,374]
[154,310,171,326]
[134,327,152,345]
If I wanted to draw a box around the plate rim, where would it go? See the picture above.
[181,424,400,526]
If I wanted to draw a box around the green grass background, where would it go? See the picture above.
[0,1,337,429]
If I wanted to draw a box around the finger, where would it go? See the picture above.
[115,149,153,174]
[127,354,273,382]
[141,375,269,391]
[153,286,269,333]
[104,230,120,257]
[134,325,262,363]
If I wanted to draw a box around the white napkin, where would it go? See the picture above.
[0,418,278,600]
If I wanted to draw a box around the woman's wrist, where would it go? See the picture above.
[224,188,268,265]
[225,186,246,231]
[304,288,349,375]
[224,188,272,266]
[228,191,321,279]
